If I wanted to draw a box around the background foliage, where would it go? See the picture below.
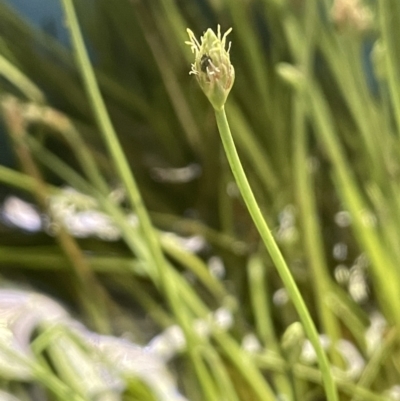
[1,0,400,400]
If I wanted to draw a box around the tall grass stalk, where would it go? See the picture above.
[247,255,294,399]
[2,98,110,333]
[284,0,342,364]
[306,79,400,329]
[214,106,339,401]
[61,2,220,398]
[61,2,280,399]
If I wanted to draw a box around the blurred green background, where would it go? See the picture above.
[1,0,400,400]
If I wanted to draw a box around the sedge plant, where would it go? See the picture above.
[185,25,339,401]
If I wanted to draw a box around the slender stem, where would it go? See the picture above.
[293,95,341,365]
[247,255,294,400]
[2,98,110,333]
[0,54,45,102]
[202,348,241,401]
[214,106,338,401]
[61,0,172,316]
[379,0,400,136]
[61,0,160,266]
[288,0,341,365]
[306,80,400,329]
[61,3,221,398]
[254,352,390,401]
[0,164,54,193]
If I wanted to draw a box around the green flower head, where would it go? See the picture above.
[185,25,235,110]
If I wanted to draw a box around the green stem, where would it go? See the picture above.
[285,0,342,364]
[61,3,220,398]
[247,255,294,400]
[293,92,342,367]
[379,0,400,136]
[254,352,390,401]
[214,106,338,401]
[0,54,45,102]
[61,0,159,267]
[0,341,85,401]
[306,80,400,329]
[202,347,241,401]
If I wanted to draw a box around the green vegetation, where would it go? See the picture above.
[0,0,400,400]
